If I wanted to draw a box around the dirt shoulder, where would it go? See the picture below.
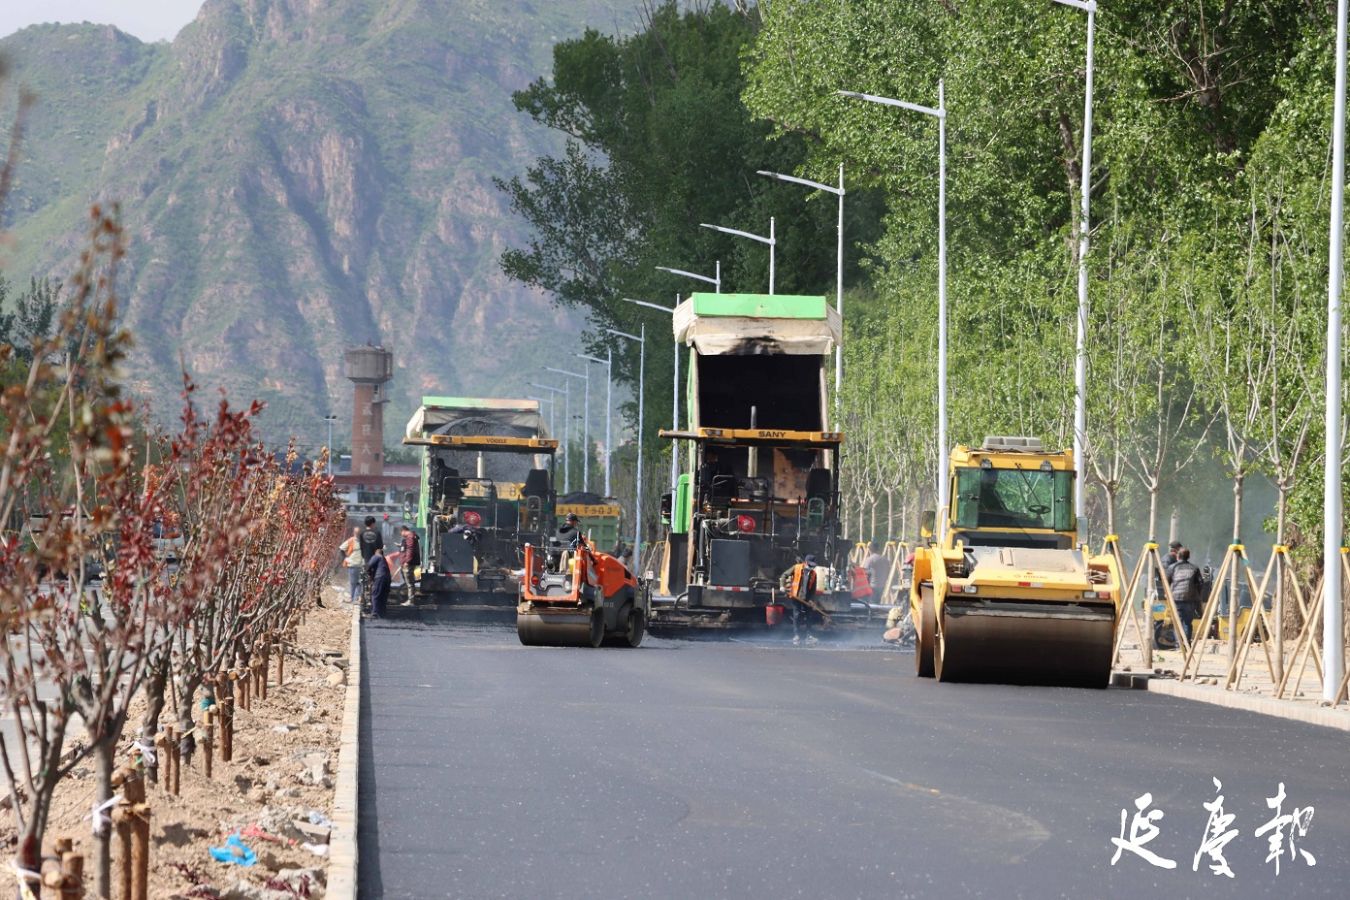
[16,586,354,899]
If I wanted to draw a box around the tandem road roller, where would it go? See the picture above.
[910,437,1122,686]
[517,535,649,648]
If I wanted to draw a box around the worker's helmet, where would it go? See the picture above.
[565,513,580,524]
[803,554,817,567]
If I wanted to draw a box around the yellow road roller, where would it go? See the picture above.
[517,537,648,648]
[910,437,1122,686]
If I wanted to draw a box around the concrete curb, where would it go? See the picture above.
[328,604,361,899]
[1136,676,1350,733]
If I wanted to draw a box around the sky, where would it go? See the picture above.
[0,1,205,43]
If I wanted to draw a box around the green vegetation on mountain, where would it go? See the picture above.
[0,0,626,445]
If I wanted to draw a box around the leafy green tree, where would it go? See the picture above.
[744,0,1331,544]
[497,2,884,474]
[0,275,60,363]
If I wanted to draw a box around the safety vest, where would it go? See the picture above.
[788,563,817,602]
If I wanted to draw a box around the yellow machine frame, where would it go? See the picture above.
[909,441,1123,686]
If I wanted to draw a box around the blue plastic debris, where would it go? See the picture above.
[209,832,257,867]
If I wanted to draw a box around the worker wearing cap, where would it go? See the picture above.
[556,512,583,547]
[549,513,583,570]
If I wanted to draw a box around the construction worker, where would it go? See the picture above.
[1151,540,1181,603]
[1164,540,1181,581]
[549,513,583,569]
[399,524,421,604]
[366,547,391,619]
[358,516,384,610]
[1168,547,1204,643]
[359,515,384,563]
[783,554,821,644]
[556,512,583,548]
[861,541,888,605]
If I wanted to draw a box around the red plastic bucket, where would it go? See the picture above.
[765,603,786,626]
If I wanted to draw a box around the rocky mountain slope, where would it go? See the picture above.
[1,0,626,445]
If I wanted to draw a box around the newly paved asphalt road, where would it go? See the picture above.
[358,618,1350,898]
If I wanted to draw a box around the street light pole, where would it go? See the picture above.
[545,367,590,493]
[606,325,645,568]
[838,81,948,526]
[624,298,679,490]
[577,352,613,496]
[700,221,776,294]
[1323,0,1348,702]
[527,382,564,439]
[757,165,846,427]
[527,382,567,499]
[1053,0,1097,530]
[607,347,613,494]
[323,414,338,476]
[526,394,555,435]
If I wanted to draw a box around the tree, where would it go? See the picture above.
[497,1,883,535]
[744,0,1330,547]
[0,206,146,896]
[0,276,60,363]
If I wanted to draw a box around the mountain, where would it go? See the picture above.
[0,0,628,447]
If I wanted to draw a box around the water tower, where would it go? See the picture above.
[345,345,394,477]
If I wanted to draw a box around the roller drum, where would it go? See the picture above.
[517,606,603,647]
[936,599,1115,687]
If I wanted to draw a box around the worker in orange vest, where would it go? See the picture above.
[785,555,820,645]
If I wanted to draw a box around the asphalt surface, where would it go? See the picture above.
[358,617,1350,898]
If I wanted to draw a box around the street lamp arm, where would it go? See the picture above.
[623,298,675,315]
[756,169,843,196]
[655,266,718,285]
[544,367,587,380]
[1052,0,1097,12]
[575,353,605,365]
[605,327,641,343]
[836,89,944,119]
[699,223,775,246]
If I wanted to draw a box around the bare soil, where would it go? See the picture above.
[5,585,353,899]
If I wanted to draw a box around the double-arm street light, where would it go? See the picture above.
[528,381,569,492]
[624,298,680,491]
[575,351,613,496]
[700,220,776,294]
[757,165,845,426]
[546,366,591,493]
[837,82,948,524]
[1052,0,1097,528]
[606,325,646,568]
